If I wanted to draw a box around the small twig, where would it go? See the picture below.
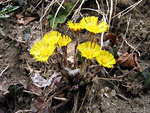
[56,0,65,9]
[66,0,79,18]
[23,90,41,96]
[113,0,143,18]
[40,0,56,22]
[78,87,89,113]
[114,67,138,78]
[47,86,69,105]
[119,16,140,56]
[52,99,68,110]
[0,63,10,77]
[52,0,64,30]
[116,94,128,101]
[108,0,113,32]
[40,1,44,38]
[100,15,106,48]
[31,0,43,13]
[97,77,122,81]
[54,97,68,101]
[15,109,32,113]
[71,91,79,113]
[72,0,86,20]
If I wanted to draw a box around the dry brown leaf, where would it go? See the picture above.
[117,52,142,72]
[17,17,37,25]
[104,33,118,46]
[16,14,24,19]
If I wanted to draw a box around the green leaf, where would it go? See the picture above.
[0,5,19,15]
[46,14,53,19]
[109,46,118,57]
[63,3,74,14]
[57,15,66,24]
[0,5,19,18]
[8,84,24,96]
[22,27,31,41]
[0,14,10,18]
[50,18,58,29]
[142,67,150,89]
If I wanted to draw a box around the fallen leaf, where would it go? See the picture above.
[16,14,24,19]
[104,33,118,46]
[31,98,54,113]
[17,17,37,25]
[117,52,142,72]
[26,84,42,95]
[31,72,62,88]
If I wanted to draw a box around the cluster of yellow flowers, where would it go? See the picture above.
[30,16,116,68]
[30,31,71,62]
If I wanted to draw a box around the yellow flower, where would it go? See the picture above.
[58,35,72,48]
[80,16,109,34]
[43,31,62,45]
[96,50,116,68]
[30,40,56,62]
[67,20,83,32]
[77,41,101,60]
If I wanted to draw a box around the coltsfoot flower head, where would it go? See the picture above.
[80,16,109,34]
[43,31,62,45]
[96,50,116,68]
[77,41,101,60]
[67,20,83,32]
[58,35,72,48]
[30,40,56,62]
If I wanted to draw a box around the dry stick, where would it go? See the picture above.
[108,0,113,31]
[71,91,79,113]
[52,0,64,30]
[55,0,65,9]
[106,0,109,18]
[114,67,138,78]
[72,0,86,20]
[110,0,117,31]
[40,0,56,21]
[119,16,140,56]
[15,109,32,113]
[52,99,68,110]
[47,86,69,105]
[40,2,44,38]
[67,0,79,18]
[0,63,10,77]
[96,0,107,48]
[97,77,122,81]
[31,0,43,12]
[112,0,143,18]
[81,8,103,15]
[77,87,89,113]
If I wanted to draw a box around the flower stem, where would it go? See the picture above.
[74,31,79,68]
[90,66,101,81]
[89,32,95,42]
[62,46,68,67]
[83,59,90,79]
